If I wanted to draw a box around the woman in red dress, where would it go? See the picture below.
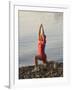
[34,24,47,69]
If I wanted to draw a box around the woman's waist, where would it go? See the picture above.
[37,50,45,55]
[37,52,46,58]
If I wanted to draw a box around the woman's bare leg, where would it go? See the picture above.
[42,55,47,65]
[32,56,39,72]
[35,55,42,66]
[43,59,46,64]
[35,56,38,66]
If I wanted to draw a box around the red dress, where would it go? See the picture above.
[37,35,46,60]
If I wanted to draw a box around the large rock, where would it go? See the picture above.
[19,61,63,79]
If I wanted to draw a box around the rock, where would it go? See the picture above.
[53,63,57,69]
[36,74,40,78]
[19,61,63,79]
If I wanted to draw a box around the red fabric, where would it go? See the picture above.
[37,35,46,58]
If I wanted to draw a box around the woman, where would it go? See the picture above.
[34,24,47,71]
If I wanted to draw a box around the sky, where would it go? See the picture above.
[18,10,63,67]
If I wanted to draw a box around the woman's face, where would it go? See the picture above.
[39,35,43,40]
[40,28,43,35]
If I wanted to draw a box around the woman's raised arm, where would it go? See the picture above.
[41,24,44,36]
[38,24,42,36]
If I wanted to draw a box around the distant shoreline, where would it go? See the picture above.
[19,61,63,79]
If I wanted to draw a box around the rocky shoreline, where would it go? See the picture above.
[19,61,63,79]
